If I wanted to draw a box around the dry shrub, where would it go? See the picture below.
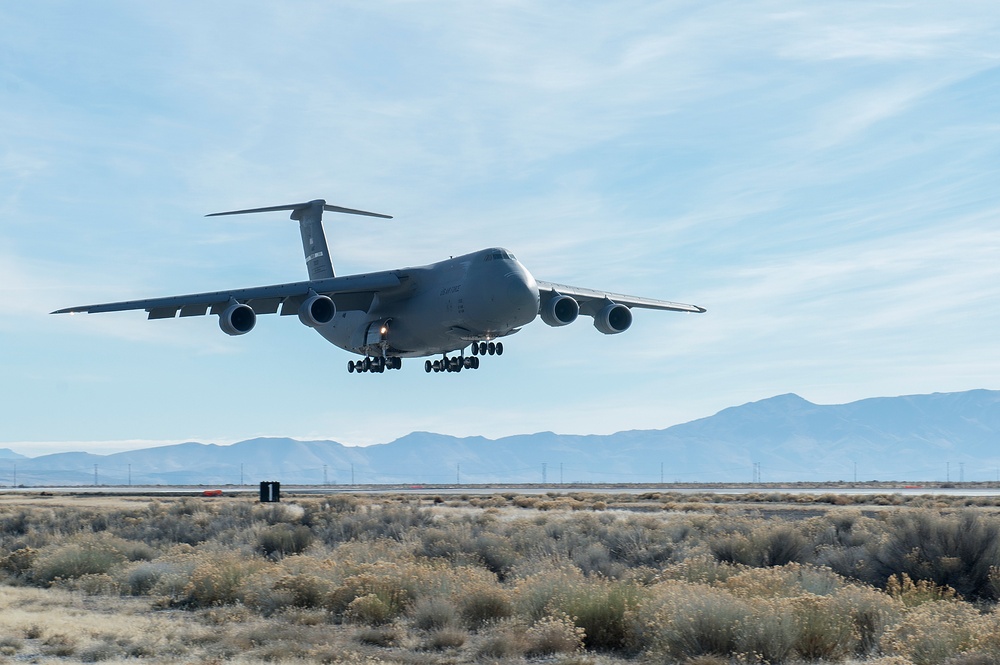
[834,583,903,656]
[875,510,1000,601]
[475,618,528,659]
[256,524,314,559]
[423,627,467,650]
[883,601,987,665]
[724,562,843,598]
[456,577,513,629]
[525,612,585,656]
[31,534,128,584]
[659,555,744,585]
[558,578,642,651]
[636,582,748,659]
[410,595,458,630]
[710,521,808,567]
[180,553,267,607]
[514,564,586,621]
[887,573,959,607]
[791,594,855,661]
[738,597,798,664]
[345,594,394,626]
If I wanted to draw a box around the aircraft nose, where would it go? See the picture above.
[505,272,540,317]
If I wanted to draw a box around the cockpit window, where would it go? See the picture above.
[483,250,515,261]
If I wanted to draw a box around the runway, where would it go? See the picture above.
[4,483,1000,497]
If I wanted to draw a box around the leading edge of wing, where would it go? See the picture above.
[51,272,402,315]
[536,280,706,313]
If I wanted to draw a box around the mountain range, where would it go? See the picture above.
[4,389,1000,486]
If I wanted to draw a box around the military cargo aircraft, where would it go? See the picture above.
[53,199,705,374]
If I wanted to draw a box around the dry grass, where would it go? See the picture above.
[4,490,1000,663]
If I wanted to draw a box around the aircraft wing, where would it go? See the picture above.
[535,280,706,314]
[51,272,404,319]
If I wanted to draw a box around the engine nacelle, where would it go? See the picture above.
[540,294,579,327]
[298,294,336,328]
[219,302,256,336]
[593,302,632,335]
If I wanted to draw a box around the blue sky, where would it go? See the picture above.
[2,2,999,457]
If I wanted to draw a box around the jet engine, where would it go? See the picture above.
[298,294,336,328]
[219,302,256,336]
[540,294,579,327]
[593,302,632,334]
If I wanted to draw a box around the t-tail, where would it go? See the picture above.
[206,199,392,280]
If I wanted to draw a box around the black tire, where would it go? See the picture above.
[425,360,432,373]
[348,361,355,373]
[496,342,504,356]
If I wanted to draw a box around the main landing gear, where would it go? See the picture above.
[424,342,503,373]
[425,355,480,373]
[470,341,503,357]
[348,356,402,373]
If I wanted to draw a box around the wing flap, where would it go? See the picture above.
[148,307,178,320]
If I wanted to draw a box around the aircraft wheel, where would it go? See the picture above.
[363,357,371,372]
[377,357,386,372]
[348,361,355,373]
[424,360,432,373]
[479,342,488,355]
[496,342,503,356]
[487,342,496,356]
[471,343,478,356]
[472,356,480,369]
[453,358,462,372]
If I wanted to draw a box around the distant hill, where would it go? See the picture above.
[0,449,27,460]
[5,390,1000,486]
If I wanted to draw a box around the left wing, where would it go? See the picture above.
[51,271,404,319]
[536,280,705,314]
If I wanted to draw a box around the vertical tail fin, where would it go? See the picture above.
[206,199,392,281]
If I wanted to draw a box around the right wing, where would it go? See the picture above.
[51,271,405,319]
[536,280,706,314]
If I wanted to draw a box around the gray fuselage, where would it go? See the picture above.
[316,247,540,358]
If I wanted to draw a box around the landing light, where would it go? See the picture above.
[380,326,388,335]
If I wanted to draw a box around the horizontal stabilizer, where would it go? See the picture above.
[206,199,391,219]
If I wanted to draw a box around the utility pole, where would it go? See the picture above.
[240,463,244,486]
[456,463,460,485]
[323,465,328,486]
[559,463,563,485]
[12,462,15,488]
[128,464,132,487]
[94,464,98,486]
[542,462,547,484]
[351,463,355,485]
